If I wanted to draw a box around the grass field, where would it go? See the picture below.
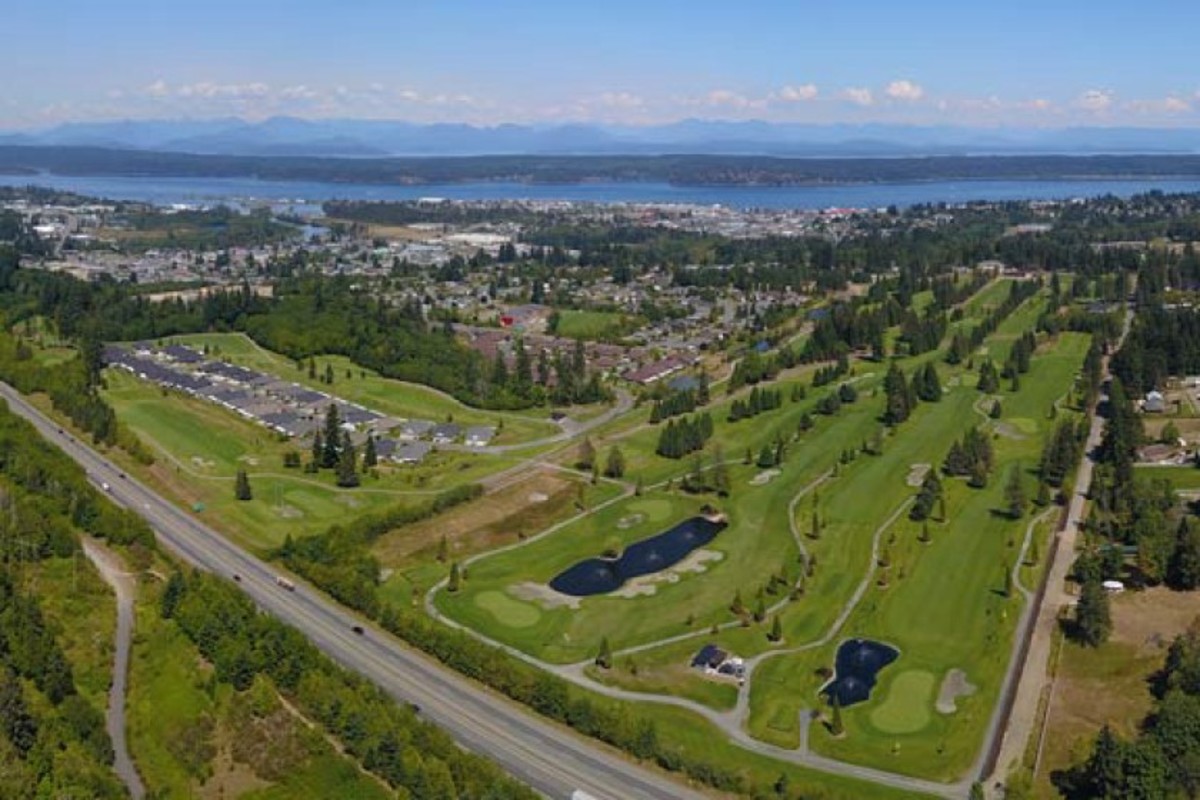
[1030,587,1200,799]
[100,368,523,549]
[553,309,637,340]
[165,331,563,444]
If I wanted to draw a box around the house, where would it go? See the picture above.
[430,423,461,444]
[398,419,435,440]
[690,644,727,671]
[371,438,397,460]
[1144,390,1166,413]
[625,355,690,385]
[463,425,496,448]
[690,644,745,682]
[393,441,432,464]
[162,344,204,364]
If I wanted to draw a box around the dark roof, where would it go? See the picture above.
[690,644,727,669]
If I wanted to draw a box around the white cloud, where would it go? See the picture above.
[840,87,874,106]
[884,79,924,102]
[280,84,318,100]
[175,81,269,99]
[1076,89,1113,112]
[705,89,751,108]
[598,91,644,109]
[777,83,818,102]
[143,79,169,97]
[1164,96,1191,113]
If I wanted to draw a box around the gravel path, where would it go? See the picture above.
[81,538,146,800]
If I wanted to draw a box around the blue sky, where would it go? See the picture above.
[5,0,1200,129]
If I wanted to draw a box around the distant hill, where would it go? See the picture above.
[4,117,1200,158]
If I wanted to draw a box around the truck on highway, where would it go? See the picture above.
[275,576,296,591]
[100,482,111,493]
[570,791,600,800]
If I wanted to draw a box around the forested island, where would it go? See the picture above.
[6,145,1200,186]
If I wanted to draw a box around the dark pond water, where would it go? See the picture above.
[549,515,726,597]
[823,638,899,707]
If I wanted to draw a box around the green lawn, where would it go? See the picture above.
[163,331,562,444]
[553,309,638,340]
[101,368,522,549]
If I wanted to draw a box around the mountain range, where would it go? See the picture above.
[4,117,1200,158]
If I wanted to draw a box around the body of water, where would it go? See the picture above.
[822,638,900,707]
[549,515,726,597]
[6,172,1200,212]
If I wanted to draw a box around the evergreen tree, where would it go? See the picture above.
[1005,466,1027,519]
[322,404,342,468]
[883,362,914,425]
[311,430,323,468]
[978,358,1000,393]
[829,693,844,736]
[363,435,378,468]
[447,561,462,592]
[769,615,782,643]
[1076,579,1112,646]
[234,468,252,501]
[595,637,612,669]
[603,446,626,478]
[576,437,596,470]
[1169,518,1200,590]
[335,432,359,488]
[160,571,185,618]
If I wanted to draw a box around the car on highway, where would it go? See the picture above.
[351,625,364,635]
[275,576,296,591]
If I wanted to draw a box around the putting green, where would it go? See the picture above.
[1008,417,1038,434]
[475,590,541,628]
[625,497,674,522]
[869,670,935,734]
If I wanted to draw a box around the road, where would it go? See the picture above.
[984,307,1133,793]
[0,383,703,800]
[81,538,146,800]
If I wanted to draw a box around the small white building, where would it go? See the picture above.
[1144,390,1166,413]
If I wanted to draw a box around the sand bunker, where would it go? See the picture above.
[511,582,581,610]
[750,469,781,486]
[611,549,725,599]
[190,456,215,469]
[237,455,260,466]
[936,668,977,714]
[616,513,647,530]
[275,504,303,519]
[906,463,931,487]
[528,492,549,503]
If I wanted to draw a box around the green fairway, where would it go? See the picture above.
[475,590,543,628]
[870,670,936,734]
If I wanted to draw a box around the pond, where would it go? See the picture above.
[548,515,727,597]
[822,638,900,707]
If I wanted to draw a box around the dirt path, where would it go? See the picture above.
[81,538,146,800]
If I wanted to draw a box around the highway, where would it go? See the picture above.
[0,382,705,800]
